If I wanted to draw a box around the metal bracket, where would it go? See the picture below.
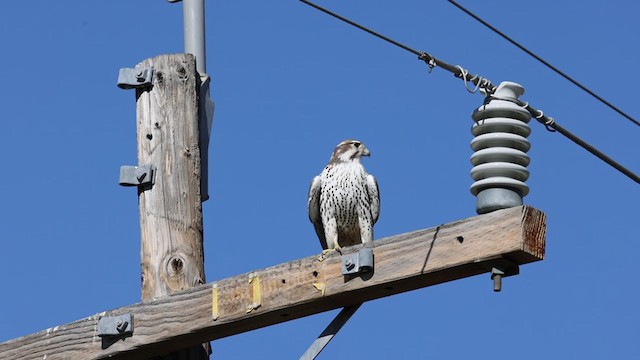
[341,248,374,276]
[97,313,133,337]
[117,67,154,89]
[119,165,156,188]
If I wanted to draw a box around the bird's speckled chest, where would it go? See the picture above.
[319,162,369,228]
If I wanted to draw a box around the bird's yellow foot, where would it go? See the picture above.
[317,247,341,262]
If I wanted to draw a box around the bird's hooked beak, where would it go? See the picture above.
[360,145,371,157]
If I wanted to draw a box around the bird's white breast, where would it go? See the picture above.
[320,162,370,228]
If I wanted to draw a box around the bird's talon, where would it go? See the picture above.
[318,248,333,261]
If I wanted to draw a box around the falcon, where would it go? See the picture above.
[308,139,380,253]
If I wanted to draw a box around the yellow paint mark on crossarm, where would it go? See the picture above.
[246,273,261,313]
[313,282,326,296]
[212,284,219,320]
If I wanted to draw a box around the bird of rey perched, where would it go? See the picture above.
[308,139,380,254]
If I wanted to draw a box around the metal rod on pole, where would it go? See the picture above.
[300,304,362,360]
[169,0,213,201]
[183,0,207,75]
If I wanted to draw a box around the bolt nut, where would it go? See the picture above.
[344,258,355,271]
[137,172,147,183]
[116,320,128,333]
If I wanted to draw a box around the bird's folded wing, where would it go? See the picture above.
[366,174,380,224]
[307,176,328,249]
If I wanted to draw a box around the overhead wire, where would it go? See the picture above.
[299,0,422,57]
[298,0,497,95]
[447,0,640,128]
[299,0,639,184]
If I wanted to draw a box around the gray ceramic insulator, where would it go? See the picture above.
[470,82,532,214]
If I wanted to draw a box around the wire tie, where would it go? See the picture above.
[418,52,436,73]
[428,59,436,73]
[544,116,556,132]
[471,76,483,93]
[456,65,482,93]
[479,79,493,96]
[483,95,499,105]
[455,65,467,80]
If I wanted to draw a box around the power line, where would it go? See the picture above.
[298,1,497,95]
[448,0,640,128]
[299,0,639,185]
[299,0,421,57]
[491,95,640,184]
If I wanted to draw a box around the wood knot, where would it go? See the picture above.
[176,66,188,80]
[167,256,185,276]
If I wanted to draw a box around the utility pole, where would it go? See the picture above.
[134,53,209,359]
[126,1,212,358]
[115,0,213,358]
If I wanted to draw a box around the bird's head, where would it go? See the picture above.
[331,139,371,163]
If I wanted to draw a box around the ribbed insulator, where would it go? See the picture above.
[470,82,532,214]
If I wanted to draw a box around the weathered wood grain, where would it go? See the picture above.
[0,206,545,360]
[136,53,206,301]
[134,53,208,359]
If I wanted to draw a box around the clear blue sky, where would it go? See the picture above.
[1,1,639,359]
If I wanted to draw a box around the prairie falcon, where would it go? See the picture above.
[308,140,380,252]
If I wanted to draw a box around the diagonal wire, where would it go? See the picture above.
[299,0,495,92]
[299,0,422,57]
[299,0,639,184]
[448,0,640,128]
[521,103,640,184]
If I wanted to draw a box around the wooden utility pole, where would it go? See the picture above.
[135,53,208,358]
[0,206,546,359]
[136,54,205,300]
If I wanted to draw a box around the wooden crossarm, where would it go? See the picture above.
[0,205,545,360]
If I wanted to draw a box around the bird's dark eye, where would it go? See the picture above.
[353,141,361,148]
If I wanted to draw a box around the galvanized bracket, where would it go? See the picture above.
[341,248,374,276]
[97,313,133,337]
[119,164,156,188]
[117,66,154,90]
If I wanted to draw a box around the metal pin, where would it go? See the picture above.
[491,267,505,292]
[493,274,502,292]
